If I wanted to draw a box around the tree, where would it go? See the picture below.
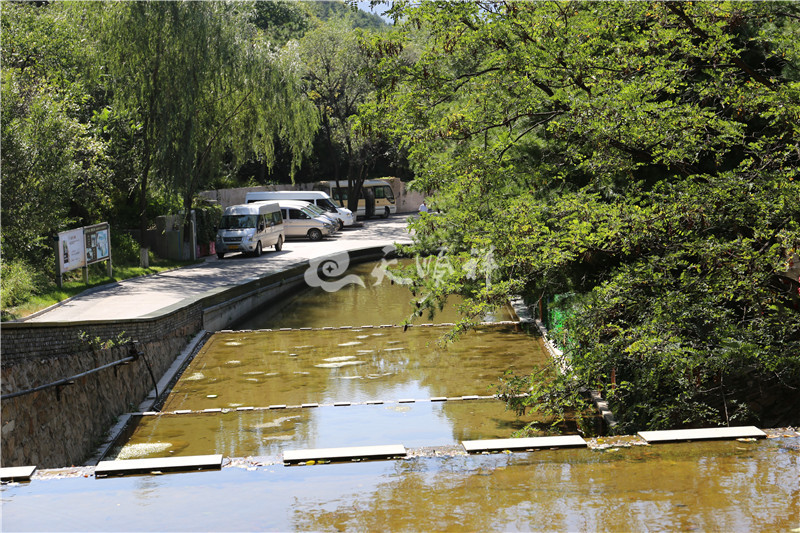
[369,1,800,431]
[101,1,318,250]
[300,15,383,212]
[1,1,110,265]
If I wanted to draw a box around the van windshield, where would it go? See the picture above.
[303,204,326,218]
[318,198,339,212]
[219,215,257,229]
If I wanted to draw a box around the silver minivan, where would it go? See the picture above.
[277,200,336,241]
[215,202,284,259]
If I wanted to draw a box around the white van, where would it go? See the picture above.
[245,191,355,229]
[276,200,337,241]
[215,202,284,259]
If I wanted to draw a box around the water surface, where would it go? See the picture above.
[162,325,544,411]
[3,438,797,532]
[233,258,516,329]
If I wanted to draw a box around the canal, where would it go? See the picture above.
[2,258,798,532]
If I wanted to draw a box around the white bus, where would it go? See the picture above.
[318,179,397,219]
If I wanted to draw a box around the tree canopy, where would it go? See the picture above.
[1,0,319,264]
[368,0,800,431]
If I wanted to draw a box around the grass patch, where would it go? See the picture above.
[2,257,200,321]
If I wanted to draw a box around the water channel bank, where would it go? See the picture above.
[1,219,413,468]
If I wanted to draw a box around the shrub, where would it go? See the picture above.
[1,259,42,309]
[110,232,142,266]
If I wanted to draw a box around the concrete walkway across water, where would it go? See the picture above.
[24,217,412,323]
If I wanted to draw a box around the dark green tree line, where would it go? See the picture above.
[368,1,800,431]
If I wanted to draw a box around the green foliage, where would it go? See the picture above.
[496,364,595,437]
[251,1,311,44]
[370,1,800,430]
[299,14,388,209]
[306,1,388,30]
[0,259,44,310]
[110,232,142,266]
[1,1,110,265]
[192,200,223,245]
[101,1,318,234]
[78,330,130,351]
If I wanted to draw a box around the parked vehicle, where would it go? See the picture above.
[215,202,284,259]
[318,179,397,219]
[245,190,355,229]
[276,200,337,241]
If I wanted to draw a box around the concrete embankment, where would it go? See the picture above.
[1,218,412,468]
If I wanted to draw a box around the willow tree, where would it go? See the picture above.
[101,1,318,250]
[369,1,800,431]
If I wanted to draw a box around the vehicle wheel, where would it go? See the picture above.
[381,207,390,218]
[275,236,283,252]
[308,228,323,241]
[255,241,262,257]
[217,252,225,259]
[338,219,344,230]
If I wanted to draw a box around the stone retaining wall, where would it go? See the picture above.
[1,305,202,468]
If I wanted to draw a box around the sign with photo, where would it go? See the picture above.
[84,224,110,265]
[58,228,86,274]
[56,223,111,276]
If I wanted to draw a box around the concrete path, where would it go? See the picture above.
[25,217,413,323]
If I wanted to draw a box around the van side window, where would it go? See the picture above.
[272,211,282,225]
[289,209,308,220]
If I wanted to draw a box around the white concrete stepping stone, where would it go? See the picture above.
[283,444,407,465]
[637,426,766,443]
[95,454,223,477]
[462,435,587,453]
[0,465,37,482]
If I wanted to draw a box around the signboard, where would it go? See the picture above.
[58,228,86,274]
[55,222,112,286]
[84,224,110,265]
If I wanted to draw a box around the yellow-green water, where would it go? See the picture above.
[2,257,798,531]
[3,438,798,531]
[233,258,516,329]
[115,325,549,459]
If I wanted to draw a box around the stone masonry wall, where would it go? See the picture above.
[1,304,202,468]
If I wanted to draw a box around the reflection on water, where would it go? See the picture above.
[111,253,545,461]
[288,440,800,532]
[114,325,549,460]
[3,439,798,532]
[233,259,516,329]
[114,400,539,460]
[162,325,546,411]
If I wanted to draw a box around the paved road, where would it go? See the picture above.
[25,217,413,323]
